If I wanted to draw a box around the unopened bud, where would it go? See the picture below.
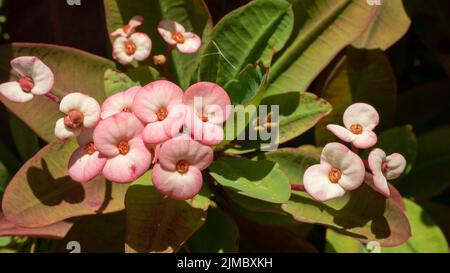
[153,54,167,66]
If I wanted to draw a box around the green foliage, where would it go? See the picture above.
[325,199,449,253]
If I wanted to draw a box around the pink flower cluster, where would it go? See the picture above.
[56,80,230,200]
[303,103,406,202]
[111,16,201,65]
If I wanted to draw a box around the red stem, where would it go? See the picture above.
[351,145,359,154]
[45,91,61,104]
[291,184,306,192]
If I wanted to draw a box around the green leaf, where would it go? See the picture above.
[352,0,410,50]
[125,171,209,253]
[104,66,160,97]
[9,114,39,162]
[315,48,397,146]
[198,0,293,86]
[397,126,450,200]
[60,212,125,253]
[326,199,449,253]
[0,212,73,239]
[209,157,291,203]
[1,140,128,228]
[397,81,450,130]
[0,142,21,174]
[227,92,331,154]
[266,0,381,96]
[362,126,417,178]
[0,161,10,198]
[0,43,115,142]
[224,63,269,106]
[188,205,239,253]
[246,147,411,247]
[103,0,212,89]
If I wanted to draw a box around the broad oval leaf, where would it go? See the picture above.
[125,171,209,253]
[103,0,212,89]
[226,92,331,154]
[188,205,240,253]
[104,66,160,97]
[352,0,410,50]
[1,140,128,228]
[266,0,381,96]
[326,199,449,253]
[198,0,293,86]
[397,126,450,200]
[209,157,291,203]
[315,48,397,146]
[0,43,115,142]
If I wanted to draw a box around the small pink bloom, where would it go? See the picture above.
[367,148,406,197]
[303,142,365,202]
[68,129,107,183]
[113,33,152,65]
[132,80,186,144]
[101,86,140,119]
[327,103,379,149]
[111,16,144,38]
[0,56,54,103]
[152,135,213,200]
[183,82,231,146]
[93,112,151,183]
[54,92,101,140]
[157,19,201,54]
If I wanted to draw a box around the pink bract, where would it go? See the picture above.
[157,19,201,54]
[68,129,106,183]
[183,82,231,146]
[0,56,54,103]
[132,80,185,144]
[326,103,379,149]
[367,148,406,197]
[111,16,144,38]
[93,112,151,183]
[303,142,365,202]
[152,136,213,200]
[101,86,140,119]
[113,33,152,65]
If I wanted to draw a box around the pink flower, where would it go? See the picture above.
[303,142,365,202]
[111,16,144,38]
[367,148,406,197]
[183,82,231,146]
[0,56,54,103]
[132,80,186,144]
[152,135,213,200]
[157,20,201,54]
[68,129,107,183]
[54,92,101,140]
[327,103,379,149]
[93,112,151,183]
[113,33,152,65]
[101,86,140,119]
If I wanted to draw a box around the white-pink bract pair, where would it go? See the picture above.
[0,56,54,103]
[132,80,231,146]
[366,148,406,197]
[111,16,152,65]
[157,20,201,54]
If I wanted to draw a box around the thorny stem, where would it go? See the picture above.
[45,91,61,104]
[291,184,306,192]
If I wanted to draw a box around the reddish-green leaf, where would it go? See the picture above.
[1,140,128,228]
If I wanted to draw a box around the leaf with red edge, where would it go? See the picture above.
[125,171,210,253]
[0,43,115,142]
[0,212,73,239]
[1,139,128,228]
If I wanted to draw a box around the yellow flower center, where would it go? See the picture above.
[328,167,342,183]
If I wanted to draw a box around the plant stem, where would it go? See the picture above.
[351,145,359,154]
[291,184,306,192]
[45,91,61,103]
